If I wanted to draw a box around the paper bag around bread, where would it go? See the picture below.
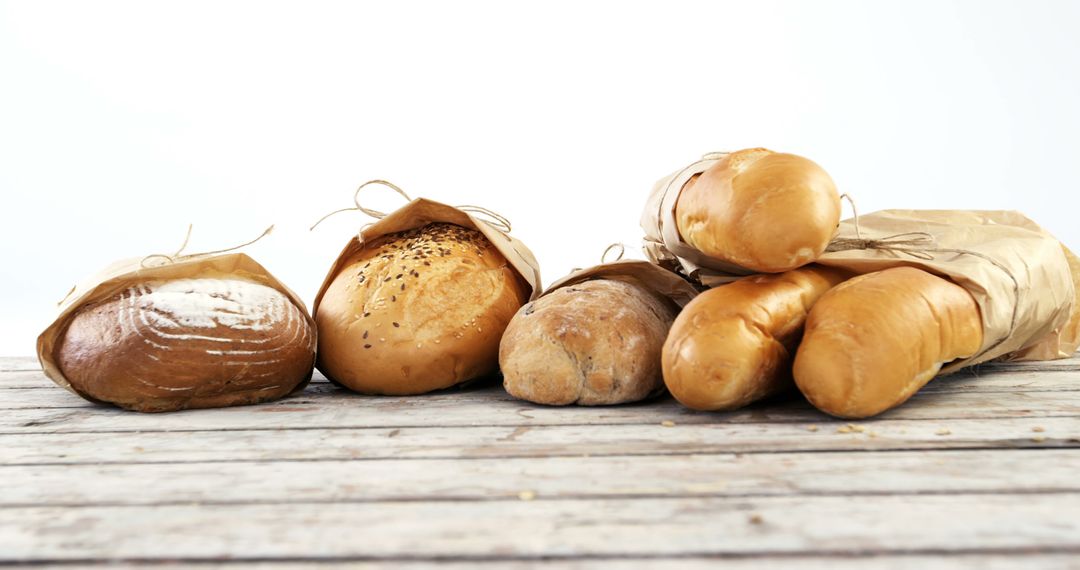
[643,158,1078,368]
[37,252,317,402]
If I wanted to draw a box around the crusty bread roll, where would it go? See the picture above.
[676,148,841,273]
[662,266,847,411]
[317,223,528,395]
[500,279,677,405]
[793,266,983,418]
[56,277,316,412]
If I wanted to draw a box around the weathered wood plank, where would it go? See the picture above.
[4,363,1077,393]
[2,364,1071,405]
[3,494,1077,561]
[4,449,1078,507]
[0,356,40,372]
[26,555,1080,569]
[1,416,1074,465]
[0,387,1077,434]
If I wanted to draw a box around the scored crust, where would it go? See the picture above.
[56,277,316,412]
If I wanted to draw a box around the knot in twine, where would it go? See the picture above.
[140,224,275,269]
[826,193,937,260]
[310,179,513,236]
[824,193,1021,359]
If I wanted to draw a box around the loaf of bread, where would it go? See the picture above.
[676,148,841,273]
[662,266,848,411]
[56,277,316,412]
[500,279,678,405]
[793,266,983,418]
[317,222,529,395]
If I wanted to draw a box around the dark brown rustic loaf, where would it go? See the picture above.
[56,277,316,412]
[499,279,678,405]
[316,222,529,395]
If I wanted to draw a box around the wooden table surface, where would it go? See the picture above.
[1,355,1078,569]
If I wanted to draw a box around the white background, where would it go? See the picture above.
[2,0,1078,356]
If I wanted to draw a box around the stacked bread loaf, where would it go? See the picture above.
[650,148,1022,418]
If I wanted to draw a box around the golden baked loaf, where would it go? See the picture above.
[316,223,528,394]
[676,148,841,273]
[793,266,983,418]
[56,277,316,412]
[662,266,847,411]
[500,279,677,405]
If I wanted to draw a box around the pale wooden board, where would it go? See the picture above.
[1,416,1075,465]
[5,449,1079,507]
[23,555,1080,570]
[3,494,1078,561]
[1,386,1077,434]
[4,356,1078,566]
[0,356,40,372]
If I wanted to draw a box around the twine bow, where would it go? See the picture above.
[58,224,274,306]
[570,243,628,273]
[826,193,937,259]
[140,224,275,268]
[310,179,514,235]
[825,192,1021,360]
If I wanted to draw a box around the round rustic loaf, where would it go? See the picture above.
[793,266,984,418]
[56,277,316,412]
[676,148,841,273]
[316,222,529,395]
[499,279,677,405]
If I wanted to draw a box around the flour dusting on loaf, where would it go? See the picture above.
[500,279,677,406]
[57,276,316,412]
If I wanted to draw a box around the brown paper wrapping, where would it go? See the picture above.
[641,154,1080,368]
[36,253,317,400]
[544,259,700,308]
[312,197,543,321]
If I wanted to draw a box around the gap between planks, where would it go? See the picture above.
[12,553,1080,570]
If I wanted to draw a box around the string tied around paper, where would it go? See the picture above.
[139,224,275,269]
[825,192,1021,361]
[826,193,936,260]
[309,179,514,235]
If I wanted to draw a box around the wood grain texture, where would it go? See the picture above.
[3,494,1078,561]
[1,356,1077,566]
[24,556,1079,569]
[1,387,1077,434]
[2,416,1076,465]
[3,449,1078,507]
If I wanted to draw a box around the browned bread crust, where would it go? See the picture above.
[794,266,983,418]
[500,279,677,405]
[317,223,528,395]
[57,277,315,412]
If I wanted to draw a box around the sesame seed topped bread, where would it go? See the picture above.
[316,222,529,395]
